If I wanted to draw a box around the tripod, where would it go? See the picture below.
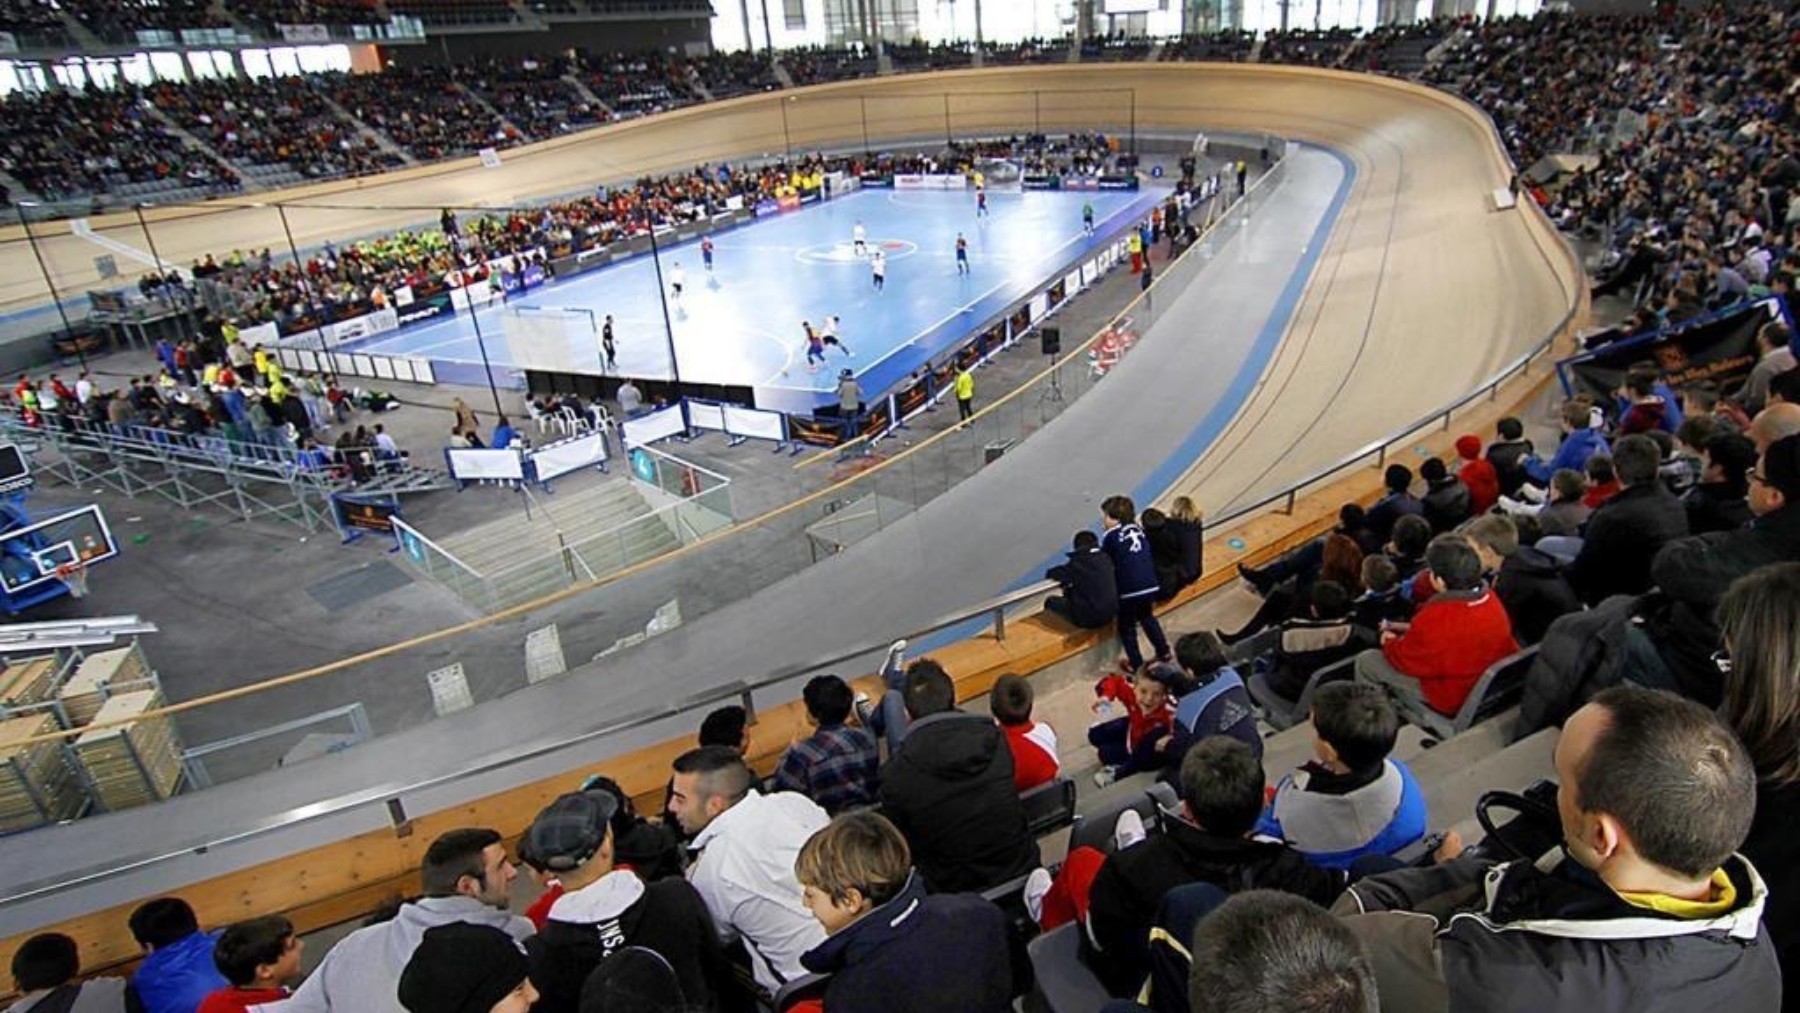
[1037,364,1065,406]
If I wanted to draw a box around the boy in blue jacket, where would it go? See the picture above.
[794,811,1012,1013]
[1258,681,1426,870]
[1100,495,1170,672]
[1524,400,1610,486]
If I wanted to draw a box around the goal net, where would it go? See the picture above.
[503,305,601,375]
[976,158,1024,193]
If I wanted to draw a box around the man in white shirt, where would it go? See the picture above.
[667,745,829,993]
[75,371,94,407]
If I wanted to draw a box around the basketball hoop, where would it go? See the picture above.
[54,561,89,598]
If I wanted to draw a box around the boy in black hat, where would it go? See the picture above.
[397,922,536,1013]
[522,791,745,1013]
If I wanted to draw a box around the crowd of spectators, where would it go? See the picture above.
[385,0,519,27]
[454,56,607,138]
[1258,26,1361,67]
[1156,29,1256,62]
[0,87,239,201]
[780,44,878,84]
[323,64,522,160]
[1080,32,1155,62]
[574,47,702,116]
[224,0,384,33]
[151,75,400,179]
[978,36,1072,66]
[887,39,974,71]
[0,0,68,44]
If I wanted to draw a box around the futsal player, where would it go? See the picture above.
[853,221,868,256]
[602,315,616,372]
[955,234,970,276]
[701,236,715,272]
[803,322,828,372]
[871,250,886,291]
[822,316,852,358]
[976,188,988,218]
[668,262,686,304]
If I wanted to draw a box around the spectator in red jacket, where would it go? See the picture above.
[1354,534,1517,717]
[1455,434,1500,515]
[195,916,302,1013]
[1088,669,1176,785]
[991,674,1060,792]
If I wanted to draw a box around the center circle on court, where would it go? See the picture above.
[797,238,918,265]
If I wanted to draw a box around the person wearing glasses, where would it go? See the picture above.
[1645,433,1800,707]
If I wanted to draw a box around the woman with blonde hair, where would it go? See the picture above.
[1717,561,1800,999]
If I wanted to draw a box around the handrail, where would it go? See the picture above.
[390,517,487,582]
[0,576,1058,907]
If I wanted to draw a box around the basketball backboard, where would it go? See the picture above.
[0,505,117,593]
[0,444,30,496]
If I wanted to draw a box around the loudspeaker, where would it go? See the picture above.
[1040,327,1062,356]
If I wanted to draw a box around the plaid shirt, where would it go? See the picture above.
[772,723,879,815]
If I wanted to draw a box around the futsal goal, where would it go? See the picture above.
[502,305,602,375]
[976,159,1024,193]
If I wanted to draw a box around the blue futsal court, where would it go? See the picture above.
[353,185,1166,411]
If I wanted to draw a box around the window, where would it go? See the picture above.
[783,0,806,30]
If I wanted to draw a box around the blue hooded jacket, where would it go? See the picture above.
[1525,426,1609,485]
[130,930,227,1013]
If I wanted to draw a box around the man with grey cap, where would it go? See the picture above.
[1647,431,1800,705]
[397,922,537,1013]
[280,828,532,1013]
[523,790,742,1013]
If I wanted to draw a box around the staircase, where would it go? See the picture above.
[435,478,679,610]
[456,85,526,143]
[564,74,614,117]
[314,88,416,165]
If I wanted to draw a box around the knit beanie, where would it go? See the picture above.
[397,922,529,1013]
[1455,435,1482,461]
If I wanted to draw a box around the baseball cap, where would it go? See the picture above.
[523,790,618,873]
[397,922,529,1013]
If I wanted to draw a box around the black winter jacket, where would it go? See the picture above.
[1743,781,1800,1013]
[1568,483,1689,605]
[1046,546,1118,628]
[799,872,1013,1013]
[528,872,743,1013]
[1083,817,1345,996]
[1336,853,1781,1013]
[1421,476,1472,533]
[1486,438,1535,496]
[878,710,1039,894]
[1647,504,1800,707]
[1492,546,1581,645]
[1683,481,1754,535]
[1514,593,1646,740]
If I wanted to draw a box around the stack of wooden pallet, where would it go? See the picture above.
[0,711,82,830]
[72,689,181,812]
[0,656,60,711]
[57,646,148,727]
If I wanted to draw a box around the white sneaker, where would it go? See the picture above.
[1093,766,1119,789]
[884,638,907,672]
[1114,809,1148,851]
[1024,867,1053,925]
[853,691,873,727]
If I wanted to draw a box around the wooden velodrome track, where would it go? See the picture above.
[0,64,1584,974]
